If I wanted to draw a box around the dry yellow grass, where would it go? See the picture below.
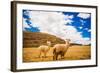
[23,45,91,62]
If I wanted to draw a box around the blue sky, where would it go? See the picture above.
[23,10,91,45]
[62,12,91,38]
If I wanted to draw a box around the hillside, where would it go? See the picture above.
[23,31,65,48]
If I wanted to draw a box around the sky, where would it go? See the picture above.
[23,10,91,45]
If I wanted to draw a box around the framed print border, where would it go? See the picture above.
[11,1,98,72]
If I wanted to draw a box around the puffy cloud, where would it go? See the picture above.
[29,11,69,34]
[64,15,74,24]
[88,29,91,32]
[75,38,91,45]
[80,19,86,25]
[79,26,83,29]
[77,13,90,19]
[61,26,91,45]
[84,28,89,30]
[23,19,30,30]
[23,11,91,45]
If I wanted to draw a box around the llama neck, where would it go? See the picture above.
[47,46,50,51]
[65,41,70,45]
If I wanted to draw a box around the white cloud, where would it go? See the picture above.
[79,26,83,29]
[64,15,74,20]
[64,15,74,24]
[84,28,89,30]
[80,19,86,25]
[77,13,90,19]
[88,29,91,32]
[62,26,91,45]
[23,19,30,30]
[75,38,91,45]
[23,11,90,45]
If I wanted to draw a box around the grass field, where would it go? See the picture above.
[23,45,91,62]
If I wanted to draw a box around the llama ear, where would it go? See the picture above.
[68,39,71,41]
[66,39,70,41]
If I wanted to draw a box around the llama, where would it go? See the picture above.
[38,41,51,58]
[53,39,70,60]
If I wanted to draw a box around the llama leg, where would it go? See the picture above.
[53,55,55,60]
[44,52,46,58]
[53,51,58,60]
[53,49,56,60]
[61,55,64,59]
[53,54,56,60]
[61,53,64,59]
[39,51,41,58]
[56,54,58,60]
[54,53,58,60]
[38,51,42,61]
[53,53,58,60]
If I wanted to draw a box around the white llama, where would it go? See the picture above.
[38,41,51,58]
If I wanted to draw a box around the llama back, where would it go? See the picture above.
[38,45,49,50]
[53,44,68,53]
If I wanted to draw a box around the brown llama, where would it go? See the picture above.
[53,39,70,60]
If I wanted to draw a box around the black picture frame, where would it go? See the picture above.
[11,1,98,72]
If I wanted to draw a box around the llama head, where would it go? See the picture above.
[65,39,71,44]
[46,41,51,46]
[65,39,71,42]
